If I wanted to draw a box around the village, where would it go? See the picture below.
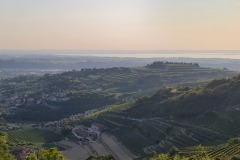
[0,104,135,160]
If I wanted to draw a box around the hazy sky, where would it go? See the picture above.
[0,0,240,50]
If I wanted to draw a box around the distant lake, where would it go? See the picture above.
[57,52,240,59]
[2,50,240,59]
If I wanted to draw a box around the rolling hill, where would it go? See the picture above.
[0,62,236,121]
[128,75,240,134]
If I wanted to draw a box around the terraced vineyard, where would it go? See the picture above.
[185,111,240,136]
[7,129,62,144]
[208,144,240,159]
[110,128,153,155]
[95,113,229,156]
[177,144,240,159]
[88,74,240,159]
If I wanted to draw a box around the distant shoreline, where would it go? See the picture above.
[1,50,240,59]
[55,53,240,59]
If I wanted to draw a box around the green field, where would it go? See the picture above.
[7,129,62,144]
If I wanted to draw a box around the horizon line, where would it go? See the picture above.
[1,49,240,52]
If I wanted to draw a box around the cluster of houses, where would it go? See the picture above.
[39,109,103,136]
[44,109,99,128]
[44,113,84,128]
[0,91,70,109]
[72,123,105,142]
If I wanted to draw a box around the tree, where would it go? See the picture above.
[39,148,66,160]
[0,131,15,160]
[228,137,240,145]
[189,145,210,160]
[61,125,72,136]
[147,61,167,69]
[231,155,240,160]
[173,155,187,160]
[26,153,38,160]
[150,154,169,160]
[86,155,115,160]
[169,146,179,157]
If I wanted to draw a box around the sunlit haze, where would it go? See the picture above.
[0,0,240,51]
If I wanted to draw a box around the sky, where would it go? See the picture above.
[0,0,240,50]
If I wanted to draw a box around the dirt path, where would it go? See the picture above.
[59,134,135,160]
[91,141,110,155]
[101,134,133,160]
[59,140,90,160]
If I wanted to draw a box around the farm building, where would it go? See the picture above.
[11,146,33,159]
[91,123,105,133]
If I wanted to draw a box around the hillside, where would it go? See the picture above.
[0,62,236,121]
[89,75,240,157]
[127,75,240,135]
